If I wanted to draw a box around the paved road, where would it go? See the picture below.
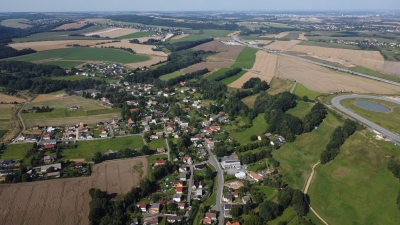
[163,123,171,161]
[204,143,224,225]
[13,102,27,144]
[232,34,400,87]
[331,95,400,143]
[185,165,194,219]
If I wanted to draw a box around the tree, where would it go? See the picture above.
[205,166,214,180]
[243,201,252,215]
[230,206,243,218]
[291,189,308,216]
[250,135,258,141]
[93,152,104,164]
[277,186,294,208]
[302,96,309,102]
[243,215,262,225]
[214,147,227,157]
[167,202,177,212]
[46,166,55,173]
[259,201,281,221]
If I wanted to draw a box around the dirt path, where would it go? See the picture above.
[12,102,27,143]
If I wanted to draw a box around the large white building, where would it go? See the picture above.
[221,160,241,169]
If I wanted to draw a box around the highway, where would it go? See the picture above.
[232,34,400,87]
[331,95,400,143]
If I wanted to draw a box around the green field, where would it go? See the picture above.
[206,68,230,80]
[21,107,120,120]
[148,138,166,150]
[309,131,400,225]
[12,47,150,64]
[227,113,267,145]
[240,35,275,41]
[293,83,325,100]
[241,94,259,108]
[1,143,33,160]
[220,70,246,85]
[63,136,144,161]
[187,29,232,37]
[159,71,182,81]
[340,98,400,134]
[168,35,208,43]
[286,101,314,119]
[273,112,342,190]
[40,60,85,68]
[284,31,302,40]
[298,41,360,50]
[1,18,31,29]
[268,207,297,225]
[306,31,400,44]
[380,46,400,61]
[350,66,400,82]
[231,47,257,69]
[50,75,117,82]
[117,31,157,39]
[267,78,295,95]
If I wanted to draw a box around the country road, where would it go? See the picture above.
[13,102,27,144]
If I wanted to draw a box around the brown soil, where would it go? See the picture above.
[0,104,23,143]
[262,32,290,38]
[266,40,301,51]
[0,93,26,103]
[193,41,244,61]
[170,34,189,40]
[298,32,308,41]
[94,39,167,56]
[31,94,66,103]
[125,56,168,69]
[380,61,400,77]
[84,28,139,38]
[0,157,148,225]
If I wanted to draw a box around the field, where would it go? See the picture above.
[298,32,308,41]
[0,93,26,103]
[309,131,400,225]
[1,18,31,28]
[273,112,342,190]
[267,77,295,95]
[1,143,32,160]
[351,66,400,82]
[54,23,87,30]
[286,101,314,118]
[276,55,400,94]
[298,41,360,50]
[148,138,167,150]
[206,68,231,80]
[231,47,258,68]
[265,40,301,51]
[117,31,157,39]
[41,60,85,68]
[227,114,268,145]
[12,47,150,64]
[125,55,168,69]
[0,104,13,131]
[171,34,189,40]
[182,62,234,74]
[241,94,259,108]
[0,157,148,225]
[51,75,116,82]
[380,61,400,77]
[293,83,325,100]
[9,40,112,52]
[84,27,139,38]
[220,70,246,85]
[92,39,167,57]
[340,98,400,135]
[290,45,385,71]
[63,136,144,161]
[284,31,303,40]
[193,41,245,62]
[198,30,232,37]
[159,71,182,81]
[263,32,290,39]
[168,35,209,43]
[229,51,277,88]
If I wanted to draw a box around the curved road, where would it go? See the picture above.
[13,102,27,143]
[332,95,400,143]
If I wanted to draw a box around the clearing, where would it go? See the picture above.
[0,93,26,103]
[84,27,139,38]
[159,71,182,81]
[286,101,314,118]
[9,40,112,52]
[267,77,295,95]
[226,113,268,145]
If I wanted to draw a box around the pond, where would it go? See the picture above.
[353,100,390,112]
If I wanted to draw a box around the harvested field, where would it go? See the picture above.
[276,55,400,94]
[182,62,234,73]
[31,94,66,103]
[290,45,385,71]
[229,51,277,88]
[9,40,112,52]
[0,93,26,103]
[194,41,244,62]
[298,32,308,41]
[380,61,400,77]
[265,40,301,51]
[54,23,87,30]
[94,39,167,56]
[263,32,290,38]
[136,35,162,43]
[255,40,273,45]
[0,157,148,225]
[125,55,168,68]
[28,96,107,110]
[162,33,174,42]
[171,34,189,40]
[84,28,139,38]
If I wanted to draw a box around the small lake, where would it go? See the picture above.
[353,100,390,112]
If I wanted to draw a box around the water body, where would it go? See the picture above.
[353,100,390,112]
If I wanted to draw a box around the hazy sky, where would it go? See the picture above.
[0,0,399,12]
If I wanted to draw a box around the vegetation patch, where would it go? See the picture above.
[350,66,400,82]
[293,83,324,100]
[220,70,246,85]
[228,113,268,145]
[231,47,258,69]
[298,41,360,50]
[1,143,32,160]
[168,35,208,43]
[159,71,182,81]
[117,31,156,39]
[40,60,85,68]
[267,78,294,95]
[286,101,314,119]
[206,68,230,80]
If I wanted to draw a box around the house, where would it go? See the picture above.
[167,216,183,223]
[105,150,117,158]
[270,139,281,146]
[33,125,40,130]
[198,181,204,189]
[179,172,187,181]
[75,162,84,168]
[42,133,51,140]
[196,188,203,197]
[190,136,201,141]
[202,218,212,224]
[157,148,166,153]
[257,134,265,141]
[42,144,55,150]
[138,203,147,212]
[155,160,166,166]
[99,133,108,138]
[205,212,217,220]
[41,139,57,146]
[224,204,232,218]
[40,163,62,172]
[0,160,15,166]
[183,156,193,165]
[143,216,158,225]
[43,155,57,163]
[166,125,174,132]
[195,164,206,170]
[150,203,160,214]
[155,132,164,138]
[173,193,182,202]
[223,194,234,203]
[177,202,186,210]
[248,171,263,182]
[242,196,251,204]
[210,126,221,131]
[176,186,183,194]
[220,160,241,169]
[226,221,240,225]
[210,113,222,121]
[172,180,183,187]
[179,166,188,173]
[69,106,79,111]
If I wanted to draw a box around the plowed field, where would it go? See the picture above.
[193,41,244,61]
[380,61,400,77]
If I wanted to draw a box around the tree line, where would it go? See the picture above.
[163,38,214,51]
[0,45,36,59]
[152,68,209,88]
[212,67,242,82]
[22,105,52,113]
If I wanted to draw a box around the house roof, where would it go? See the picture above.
[249,171,263,180]
[205,212,216,219]
[176,187,183,192]
[226,221,240,225]
[202,218,212,224]
[139,203,146,208]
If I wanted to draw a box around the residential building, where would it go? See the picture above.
[242,196,251,204]
[130,218,138,225]
[150,203,160,214]
[223,194,234,203]
[167,216,183,223]
[179,172,187,181]
[40,163,62,172]
[139,203,147,212]
[157,148,166,153]
[173,194,182,202]
[143,216,158,225]
[248,171,263,182]
[176,186,183,194]
[226,221,240,225]
[177,202,186,210]
[205,212,217,220]
[220,160,241,169]
[155,160,166,166]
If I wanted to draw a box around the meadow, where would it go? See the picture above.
[231,47,258,69]
[21,108,120,120]
[1,143,33,160]
[284,31,302,40]
[350,66,400,82]
[50,75,117,82]
[227,113,268,145]
[12,47,150,64]
[187,29,232,37]
[220,70,246,85]
[118,31,157,39]
[293,83,324,100]
[159,71,182,81]
[148,138,167,150]
[267,78,295,95]
[206,68,230,80]
[40,60,84,68]
[1,18,31,29]
[0,105,13,130]
[168,35,209,43]
[286,101,314,119]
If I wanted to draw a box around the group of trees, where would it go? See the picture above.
[320,119,357,164]
[212,68,242,82]
[198,78,228,100]
[302,103,328,133]
[240,149,272,164]
[387,156,400,179]
[22,105,52,113]
[153,68,209,88]
[0,45,36,59]
[163,38,214,51]
[236,138,270,153]
[224,96,250,119]
[242,77,270,92]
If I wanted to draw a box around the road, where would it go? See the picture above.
[13,102,27,144]
[232,34,400,87]
[163,123,171,161]
[185,165,194,219]
[204,143,224,225]
[331,95,400,143]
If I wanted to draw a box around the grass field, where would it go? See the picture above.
[309,131,400,225]
[1,143,33,160]
[12,47,150,64]
[206,68,230,80]
[241,94,259,108]
[293,83,324,100]
[148,138,166,150]
[168,35,208,43]
[273,112,342,190]
[40,60,85,68]
[0,105,13,130]
[188,29,232,37]
[350,66,400,82]
[21,108,120,120]
[340,98,400,134]
[298,41,360,50]
[50,75,117,82]
[380,46,400,61]
[267,78,295,95]
[159,71,182,81]
[268,207,297,225]
[227,113,267,145]
[284,31,302,40]
[1,18,31,29]
[118,31,157,39]
[286,101,314,119]
[240,35,275,41]
[231,47,258,69]
[63,136,144,161]
[220,70,246,85]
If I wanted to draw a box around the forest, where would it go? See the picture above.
[0,45,36,59]
[163,38,214,51]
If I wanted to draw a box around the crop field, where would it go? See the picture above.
[159,71,182,81]
[21,107,120,120]
[293,83,325,100]
[309,131,400,225]
[0,130,7,139]
[206,68,231,80]
[9,40,112,52]
[170,34,189,40]
[231,47,258,68]
[265,40,301,51]
[63,136,144,161]
[54,22,87,30]
[267,77,295,95]
[12,47,150,64]
[31,94,66,103]
[380,61,400,77]
[193,41,244,62]
[298,41,360,50]
[286,101,314,118]
[305,31,400,43]
[125,55,168,69]
[227,114,268,145]
[0,93,26,103]
[263,31,290,39]
[298,32,308,41]
[0,157,148,225]
[284,31,303,40]
[117,31,157,39]
[1,18,31,28]
[254,40,273,45]
[0,104,13,131]
[26,96,113,110]
[276,55,400,94]
[350,66,400,82]
[290,45,385,71]
[229,51,277,88]
[198,30,232,37]
[182,62,234,74]
[273,112,342,190]
[84,27,139,38]
[24,113,120,128]
[220,70,246,85]
[94,39,167,56]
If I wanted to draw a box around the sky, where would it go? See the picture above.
[0,0,399,12]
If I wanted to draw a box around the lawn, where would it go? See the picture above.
[117,31,157,39]
[148,138,166,150]
[253,185,278,200]
[159,71,182,81]
[1,143,33,160]
[268,207,297,225]
[12,47,150,64]
[231,47,258,69]
[340,98,400,134]
[286,101,314,119]
[309,131,400,225]
[350,66,400,82]
[273,112,342,190]
[220,70,246,85]
[298,41,360,50]
[206,68,230,80]
[241,94,259,108]
[293,83,324,100]
[40,60,85,68]
[62,136,144,161]
[267,78,295,95]
[168,35,208,43]
[228,113,268,145]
